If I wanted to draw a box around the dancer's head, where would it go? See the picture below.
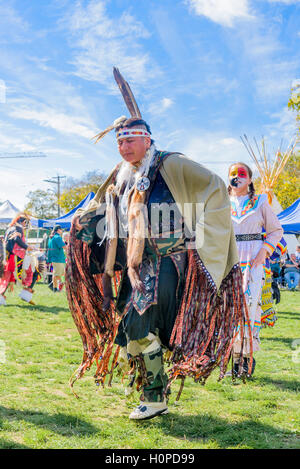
[228,162,256,204]
[115,117,152,165]
[10,213,30,228]
[53,225,63,236]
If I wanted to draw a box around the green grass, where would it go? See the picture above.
[0,284,299,449]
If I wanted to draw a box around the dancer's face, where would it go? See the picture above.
[118,135,151,165]
[21,219,29,228]
[229,165,251,190]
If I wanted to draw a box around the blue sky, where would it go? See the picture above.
[0,0,299,209]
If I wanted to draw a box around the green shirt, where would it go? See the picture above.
[50,233,66,264]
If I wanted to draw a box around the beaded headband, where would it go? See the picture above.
[116,128,151,141]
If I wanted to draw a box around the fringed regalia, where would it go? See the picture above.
[0,236,5,279]
[230,193,283,355]
[66,149,251,398]
[0,222,28,295]
[261,237,287,326]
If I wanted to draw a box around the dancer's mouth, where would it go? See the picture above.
[230,177,239,187]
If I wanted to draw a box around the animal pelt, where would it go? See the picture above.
[126,186,147,292]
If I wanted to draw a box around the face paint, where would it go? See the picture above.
[229,165,249,188]
[237,167,247,178]
[229,166,248,179]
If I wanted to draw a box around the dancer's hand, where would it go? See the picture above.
[252,248,268,268]
[12,232,21,239]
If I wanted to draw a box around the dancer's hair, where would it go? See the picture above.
[9,212,30,227]
[227,162,256,207]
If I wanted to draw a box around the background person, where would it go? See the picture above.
[50,225,66,293]
[296,245,300,263]
[228,162,283,376]
[283,253,300,291]
[46,231,54,290]
[0,213,33,305]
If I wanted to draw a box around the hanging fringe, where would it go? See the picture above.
[66,226,252,399]
[65,223,120,397]
[166,250,252,395]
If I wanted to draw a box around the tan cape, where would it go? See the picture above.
[75,152,239,291]
[66,152,251,393]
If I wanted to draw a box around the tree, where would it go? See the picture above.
[25,189,58,219]
[254,153,300,210]
[58,171,107,213]
[288,83,300,135]
[274,153,300,209]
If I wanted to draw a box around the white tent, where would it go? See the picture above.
[0,200,20,227]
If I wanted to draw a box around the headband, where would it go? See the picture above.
[116,128,151,141]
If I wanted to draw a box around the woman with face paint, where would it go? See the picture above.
[0,213,34,306]
[228,163,283,376]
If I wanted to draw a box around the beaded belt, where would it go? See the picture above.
[235,234,264,242]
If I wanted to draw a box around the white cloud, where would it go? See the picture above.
[0,167,51,209]
[267,0,300,4]
[249,56,298,102]
[230,16,299,103]
[148,98,174,116]
[178,132,250,183]
[62,0,160,88]
[265,106,298,141]
[8,107,95,139]
[187,0,253,27]
[0,2,29,44]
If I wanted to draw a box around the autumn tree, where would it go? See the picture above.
[253,152,300,210]
[58,171,107,213]
[25,189,58,219]
[273,153,300,209]
[288,82,300,135]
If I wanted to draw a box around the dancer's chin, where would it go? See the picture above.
[230,177,247,189]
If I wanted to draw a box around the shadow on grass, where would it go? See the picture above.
[277,312,300,320]
[0,438,30,449]
[137,413,297,449]
[12,304,70,315]
[262,337,296,346]
[0,406,98,436]
[254,376,300,393]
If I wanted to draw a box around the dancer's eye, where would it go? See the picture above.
[238,168,247,178]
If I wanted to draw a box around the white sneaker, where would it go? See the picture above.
[19,289,33,303]
[129,400,168,420]
[0,295,6,306]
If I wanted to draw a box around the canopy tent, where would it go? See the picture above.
[31,192,95,229]
[0,200,20,226]
[277,197,300,235]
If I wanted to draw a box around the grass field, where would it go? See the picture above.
[0,284,299,449]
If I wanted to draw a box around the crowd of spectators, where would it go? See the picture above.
[270,245,300,291]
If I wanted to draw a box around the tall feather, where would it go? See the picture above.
[93,124,116,144]
[113,67,142,118]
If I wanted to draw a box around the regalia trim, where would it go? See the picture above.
[231,194,267,224]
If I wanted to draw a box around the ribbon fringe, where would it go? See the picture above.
[66,224,252,398]
[167,250,252,390]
